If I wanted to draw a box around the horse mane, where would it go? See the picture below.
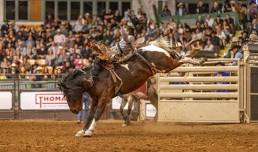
[149,38,171,50]
[59,69,90,93]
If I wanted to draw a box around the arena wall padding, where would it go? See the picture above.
[251,68,258,93]
[17,110,75,120]
[251,95,258,121]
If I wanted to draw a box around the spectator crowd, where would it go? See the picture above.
[0,0,258,80]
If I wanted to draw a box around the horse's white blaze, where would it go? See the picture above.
[88,118,96,131]
[121,64,130,71]
[140,44,170,57]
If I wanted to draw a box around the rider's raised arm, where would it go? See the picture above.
[120,27,129,42]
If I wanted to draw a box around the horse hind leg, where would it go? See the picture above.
[123,95,135,126]
[120,97,128,127]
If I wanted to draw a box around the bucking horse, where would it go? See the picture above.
[58,38,203,137]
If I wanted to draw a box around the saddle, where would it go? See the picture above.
[87,41,123,94]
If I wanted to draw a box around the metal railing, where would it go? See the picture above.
[0,74,61,90]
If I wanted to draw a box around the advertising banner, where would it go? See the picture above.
[145,103,156,117]
[20,92,69,110]
[0,92,12,110]
[111,96,135,110]
[111,96,123,110]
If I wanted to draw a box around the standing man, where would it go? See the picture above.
[224,43,243,65]
[76,92,91,124]
[54,29,66,46]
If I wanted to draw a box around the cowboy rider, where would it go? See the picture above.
[88,24,136,85]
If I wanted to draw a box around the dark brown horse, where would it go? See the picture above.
[59,41,201,137]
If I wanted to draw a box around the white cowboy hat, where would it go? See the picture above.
[177,2,184,7]
[249,33,258,41]
[230,0,236,4]
[11,63,16,67]
[35,66,43,71]
[55,66,63,70]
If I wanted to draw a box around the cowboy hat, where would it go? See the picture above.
[11,63,16,67]
[230,0,236,4]
[177,2,184,7]
[35,66,43,71]
[55,66,63,70]
[242,45,249,52]
[249,33,258,42]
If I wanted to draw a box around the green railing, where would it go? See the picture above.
[0,74,61,90]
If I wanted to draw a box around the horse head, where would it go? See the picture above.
[58,69,90,114]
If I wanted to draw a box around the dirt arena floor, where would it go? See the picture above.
[0,120,257,152]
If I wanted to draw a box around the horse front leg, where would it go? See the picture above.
[83,97,108,137]
[75,98,98,137]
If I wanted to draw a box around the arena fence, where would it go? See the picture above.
[0,74,140,120]
[0,57,257,123]
[0,76,74,120]
[0,76,16,119]
[17,79,74,120]
[0,88,15,119]
[246,43,258,122]
[157,59,244,123]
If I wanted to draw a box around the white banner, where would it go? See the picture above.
[0,92,12,110]
[112,96,123,110]
[145,103,157,117]
[111,96,134,110]
[20,92,69,110]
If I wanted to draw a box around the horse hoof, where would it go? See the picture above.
[122,123,127,127]
[75,129,85,137]
[83,130,93,137]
